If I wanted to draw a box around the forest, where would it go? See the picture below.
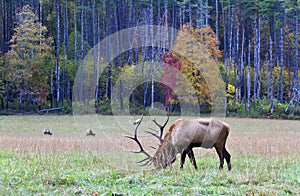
[0,0,299,118]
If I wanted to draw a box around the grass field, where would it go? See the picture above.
[0,115,299,195]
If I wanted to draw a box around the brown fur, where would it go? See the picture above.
[159,121,178,147]
[152,118,231,170]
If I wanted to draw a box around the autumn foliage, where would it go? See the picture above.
[160,53,181,107]
[160,24,223,110]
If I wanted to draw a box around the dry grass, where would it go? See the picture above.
[228,131,300,156]
[0,136,88,153]
[225,118,300,156]
[0,116,299,157]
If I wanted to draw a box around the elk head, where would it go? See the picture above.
[125,116,176,169]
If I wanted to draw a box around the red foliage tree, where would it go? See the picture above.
[160,52,182,108]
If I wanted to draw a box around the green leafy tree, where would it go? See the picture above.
[6,5,51,110]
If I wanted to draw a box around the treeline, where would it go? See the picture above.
[0,0,299,117]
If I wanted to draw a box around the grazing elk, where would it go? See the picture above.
[125,117,231,170]
[86,129,96,136]
[43,129,52,135]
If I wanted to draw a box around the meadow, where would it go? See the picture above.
[0,115,299,195]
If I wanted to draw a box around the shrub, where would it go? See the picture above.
[225,97,300,119]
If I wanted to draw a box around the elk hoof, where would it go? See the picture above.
[228,163,232,171]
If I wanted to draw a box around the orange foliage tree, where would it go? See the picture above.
[161,24,224,113]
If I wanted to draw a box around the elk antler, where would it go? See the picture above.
[146,114,170,143]
[124,116,152,166]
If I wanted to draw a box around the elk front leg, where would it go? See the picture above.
[180,150,187,169]
[187,148,197,169]
[180,146,197,170]
[223,147,231,171]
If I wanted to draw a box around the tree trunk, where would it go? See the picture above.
[142,7,149,108]
[268,36,274,114]
[279,27,284,103]
[170,2,175,47]
[233,19,238,113]
[257,18,261,99]
[240,28,245,101]
[221,2,228,112]
[179,6,183,28]
[5,60,8,110]
[205,0,208,26]
[105,0,110,98]
[164,0,168,53]
[188,0,192,24]
[228,4,233,62]
[80,0,84,60]
[254,17,261,100]
[293,10,299,89]
[92,0,99,111]
[197,0,204,28]
[50,36,54,108]
[215,0,219,49]
[62,0,69,110]
[247,39,251,111]
[0,0,3,52]
[56,1,61,107]
[39,0,43,53]
[150,0,155,108]
[74,0,78,63]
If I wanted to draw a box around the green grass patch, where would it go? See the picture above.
[0,150,299,195]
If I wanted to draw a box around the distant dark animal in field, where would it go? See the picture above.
[86,129,96,136]
[43,129,52,135]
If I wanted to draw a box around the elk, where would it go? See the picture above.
[43,129,52,135]
[125,117,231,170]
[86,129,96,136]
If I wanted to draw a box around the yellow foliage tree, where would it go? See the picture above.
[6,5,51,109]
[170,24,224,113]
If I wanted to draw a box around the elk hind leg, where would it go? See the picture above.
[223,147,231,171]
[214,146,224,170]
